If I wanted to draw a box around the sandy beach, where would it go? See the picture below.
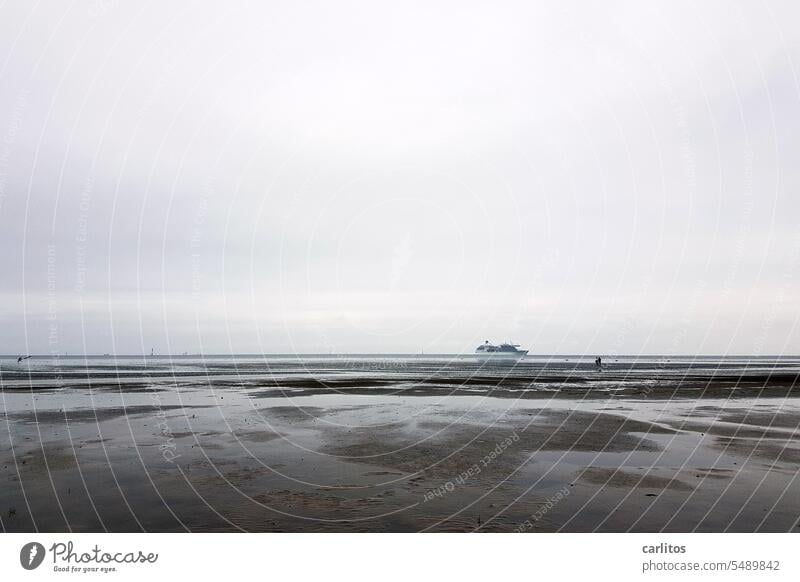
[2,356,799,532]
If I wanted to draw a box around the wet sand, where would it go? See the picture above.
[2,356,799,532]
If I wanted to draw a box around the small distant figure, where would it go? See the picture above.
[17,355,32,363]
[595,356,602,370]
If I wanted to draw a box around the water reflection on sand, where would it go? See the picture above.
[2,355,799,532]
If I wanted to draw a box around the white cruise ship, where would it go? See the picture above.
[474,340,529,362]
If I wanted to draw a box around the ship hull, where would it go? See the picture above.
[472,350,528,362]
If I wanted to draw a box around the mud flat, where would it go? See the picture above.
[2,370,799,532]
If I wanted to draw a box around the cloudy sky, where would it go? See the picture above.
[1,0,799,355]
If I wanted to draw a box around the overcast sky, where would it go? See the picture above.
[1,0,799,355]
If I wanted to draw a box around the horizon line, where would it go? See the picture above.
[3,353,799,358]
